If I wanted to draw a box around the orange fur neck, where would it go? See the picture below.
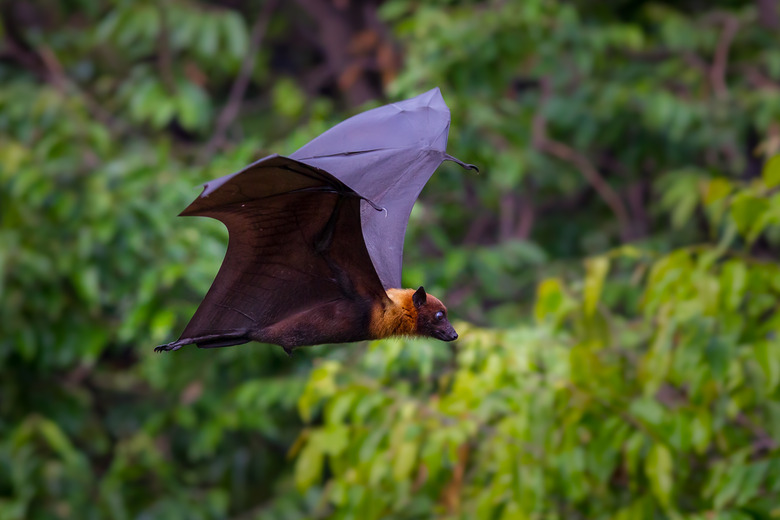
[369,288,419,339]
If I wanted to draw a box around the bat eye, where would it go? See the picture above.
[435,311,444,321]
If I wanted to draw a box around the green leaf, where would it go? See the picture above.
[150,309,176,342]
[272,78,307,118]
[392,440,418,481]
[583,255,609,317]
[702,177,733,205]
[645,443,673,507]
[38,418,82,468]
[755,340,780,394]
[730,193,769,241]
[298,361,341,423]
[325,392,357,425]
[311,425,350,457]
[704,337,730,379]
[72,267,100,306]
[713,461,749,509]
[176,81,210,131]
[624,432,647,479]
[534,277,571,325]
[198,16,220,56]
[690,410,711,454]
[762,154,780,189]
[630,397,665,428]
[657,169,703,229]
[358,428,386,464]
[735,461,769,506]
[221,12,249,58]
[295,441,323,491]
[719,260,747,311]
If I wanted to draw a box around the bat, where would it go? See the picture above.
[155,88,477,354]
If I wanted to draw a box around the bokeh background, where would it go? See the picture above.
[3,0,780,518]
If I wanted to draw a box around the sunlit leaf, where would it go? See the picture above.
[762,154,780,189]
[645,443,673,507]
[392,440,418,481]
[295,441,323,491]
[702,177,733,205]
[583,255,609,316]
[755,341,780,394]
[534,277,573,325]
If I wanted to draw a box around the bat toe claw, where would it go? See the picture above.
[154,342,183,353]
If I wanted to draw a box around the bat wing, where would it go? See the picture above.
[175,155,387,348]
[290,87,476,289]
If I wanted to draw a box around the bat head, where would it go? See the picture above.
[412,286,458,342]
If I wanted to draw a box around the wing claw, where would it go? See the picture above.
[444,153,479,172]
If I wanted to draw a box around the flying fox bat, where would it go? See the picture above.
[155,88,476,354]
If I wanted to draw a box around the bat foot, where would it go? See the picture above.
[154,341,184,353]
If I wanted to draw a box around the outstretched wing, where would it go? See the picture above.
[291,87,476,289]
[177,155,387,344]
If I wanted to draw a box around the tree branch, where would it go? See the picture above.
[514,194,535,240]
[710,14,739,99]
[203,0,279,159]
[532,78,633,241]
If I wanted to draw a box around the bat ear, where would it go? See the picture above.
[412,286,427,308]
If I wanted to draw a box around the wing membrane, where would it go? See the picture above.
[178,156,386,342]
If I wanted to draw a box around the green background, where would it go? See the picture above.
[2,0,780,518]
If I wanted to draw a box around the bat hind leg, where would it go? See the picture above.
[154,339,189,352]
[154,331,250,352]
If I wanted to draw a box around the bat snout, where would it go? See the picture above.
[434,325,458,342]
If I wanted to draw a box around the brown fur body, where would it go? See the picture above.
[256,287,457,352]
[159,286,456,353]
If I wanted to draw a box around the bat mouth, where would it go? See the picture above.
[434,329,458,342]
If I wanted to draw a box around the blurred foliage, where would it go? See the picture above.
[295,164,780,517]
[2,0,780,518]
